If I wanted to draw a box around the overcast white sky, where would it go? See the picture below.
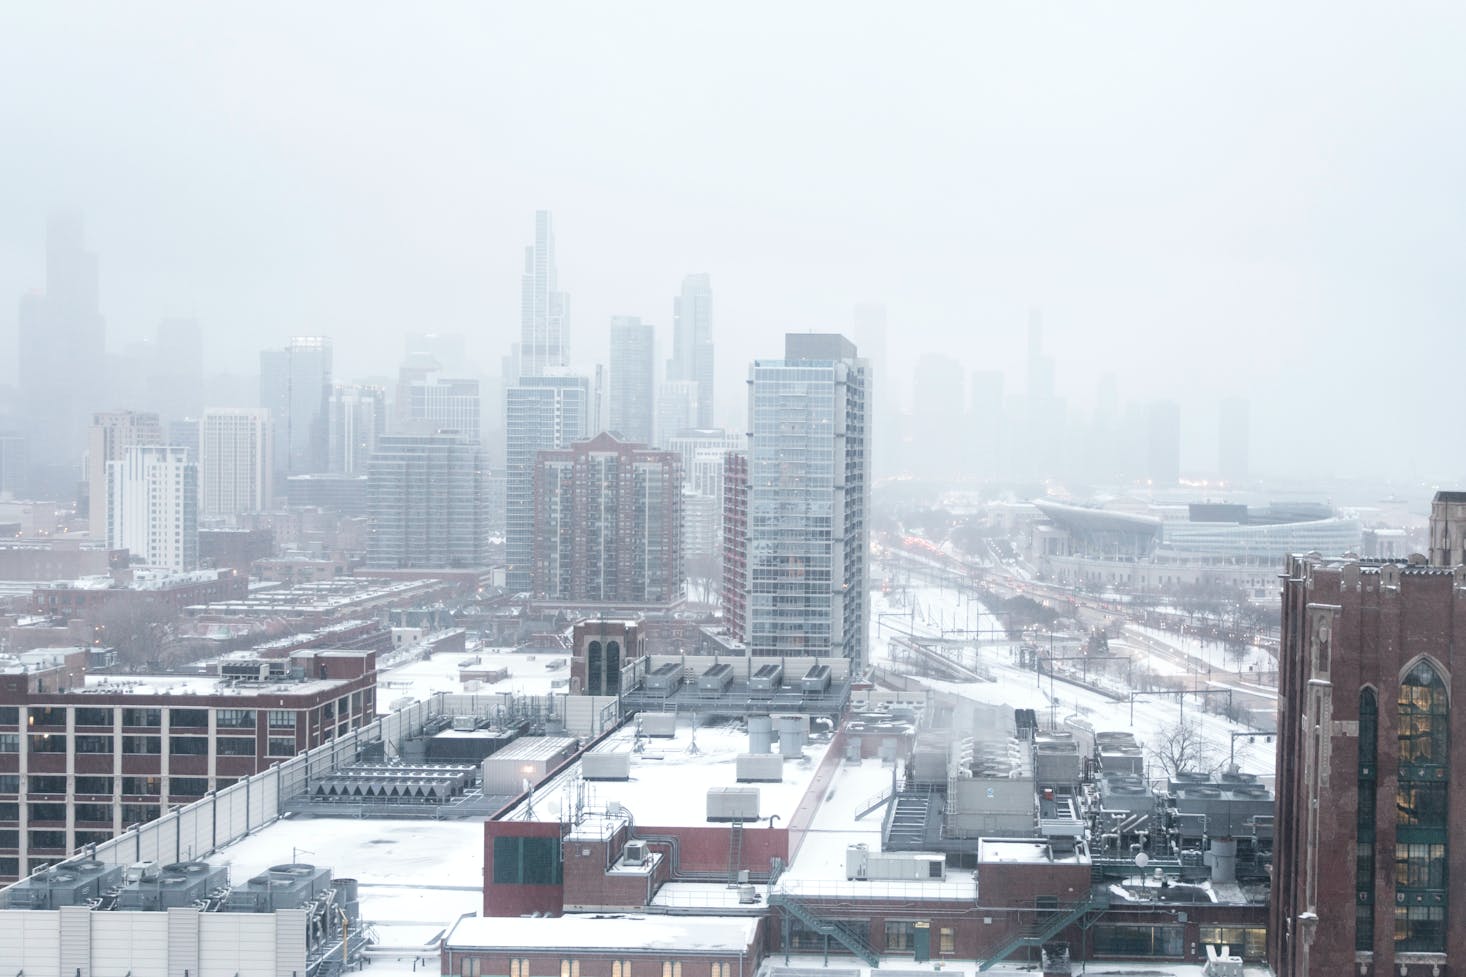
[1,3,1463,481]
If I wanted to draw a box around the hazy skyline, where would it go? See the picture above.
[2,3,1464,481]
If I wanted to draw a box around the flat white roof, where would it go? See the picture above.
[447,914,758,953]
[79,673,349,697]
[207,816,485,947]
[503,722,831,830]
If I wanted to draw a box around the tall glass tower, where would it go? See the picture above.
[740,334,869,667]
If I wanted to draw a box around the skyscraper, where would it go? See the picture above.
[1219,397,1250,485]
[1146,400,1182,486]
[505,376,589,591]
[328,384,387,474]
[106,445,197,570]
[199,408,273,519]
[655,380,700,446]
[407,377,481,443]
[87,411,163,540]
[17,217,107,489]
[259,337,332,481]
[366,432,490,569]
[532,432,683,606]
[737,334,869,665]
[609,317,655,445]
[669,274,714,428]
[519,211,570,377]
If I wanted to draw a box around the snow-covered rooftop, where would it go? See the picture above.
[447,914,758,953]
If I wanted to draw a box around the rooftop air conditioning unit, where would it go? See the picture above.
[623,841,649,866]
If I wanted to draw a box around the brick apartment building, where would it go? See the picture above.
[1271,491,1466,977]
[531,433,683,608]
[0,645,376,880]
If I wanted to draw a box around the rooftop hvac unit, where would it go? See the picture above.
[749,663,783,692]
[707,786,760,822]
[622,841,649,865]
[582,752,632,781]
[800,665,831,693]
[736,753,783,783]
[452,715,479,731]
[698,663,735,692]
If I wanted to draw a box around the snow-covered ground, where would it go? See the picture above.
[869,572,1275,781]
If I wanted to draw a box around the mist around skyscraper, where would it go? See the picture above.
[1,9,1462,974]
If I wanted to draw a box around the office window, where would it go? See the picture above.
[28,830,66,849]
[268,710,296,729]
[74,803,111,823]
[0,707,17,725]
[0,776,18,794]
[29,707,65,727]
[560,961,580,977]
[122,708,161,727]
[268,737,297,757]
[170,736,209,756]
[940,927,956,954]
[492,836,562,885]
[122,735,161,755]
[73,707,112,727]
[217,709,256,729]
[75,776,112,795]
[0,734,17,753]
[28,734,66,753]
[120,777,160,797]
[0,831,16,849]
[216,737,256,756]
[170,777,210,797]
[28,803,66,822]
[885,920,918,952]
[28,775,66,794]
[170,709,209,729]
[75,734,113,754]
[121,804,160,826]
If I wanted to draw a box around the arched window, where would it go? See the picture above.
[587,640,603,695]
[1355,688,1377,951]
[1394,662,1448,953]
[605,640,621,694]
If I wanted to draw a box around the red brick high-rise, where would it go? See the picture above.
[1271,491,1466,977]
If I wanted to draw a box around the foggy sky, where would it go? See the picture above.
[2,3,1464,482]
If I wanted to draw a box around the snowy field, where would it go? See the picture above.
[869,573,1275,781]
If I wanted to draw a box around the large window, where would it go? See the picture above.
[1356,688,1378,949]
[1394,662,1448,953]
[885,920,917,952]
[1093,924,1185,958]
[1198,926,1267,960]
[491,836,562,885]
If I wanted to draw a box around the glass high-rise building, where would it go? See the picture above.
[669,274,714,428]
[738,333,869,666]
[519,211,570,378]
[259,337,332,480]
[365,432,490,568]
[505,375,589,591]
[608,317,655,446]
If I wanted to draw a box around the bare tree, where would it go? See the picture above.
[1148,717,1221,781]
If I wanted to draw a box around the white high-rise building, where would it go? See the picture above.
[87,410,162,539]
[655,380,700,447]
[106,445,197,570]
[738,334,869,665]
[328,384,386,474]
[609,317,655,446]
[519,211,570,377]
[200,408,273,519]
[407,377,481,443]
[669,274,714,428]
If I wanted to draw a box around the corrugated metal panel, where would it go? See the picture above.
[167,906,200,977]
[90,912,168,977]
[58,904,91,977]
[198,913,278,977]
[176,806,209,861]
[0,910,62,977]
[274,909,309,977]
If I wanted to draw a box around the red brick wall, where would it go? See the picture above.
[638,824,788,876]
[484,820,566,917]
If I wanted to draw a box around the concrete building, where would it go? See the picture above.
[531,433,682,607]
[105,445,197,571]
[520,210,570,377]
[1271,495,1466,977]
[608,316,655,446]
[406,376,480,444]
[327,382,386,474]
[668,273,714,429]
[258,337,331,480]
[506,375,589,591]
[0,645,375,880]
[655,380,700,446]
[366,432,490,569]
[284,472,368,517]
[736,334,869,664]
[199,408,272,520]
[86,411,162,540]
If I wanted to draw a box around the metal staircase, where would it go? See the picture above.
[884,791,935,850]
[769,891,881,967]
[977,891,1110,972]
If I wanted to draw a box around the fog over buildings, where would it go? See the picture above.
[0,3,1463,484]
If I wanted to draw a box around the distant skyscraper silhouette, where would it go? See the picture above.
[329,384,387,475]
[519,211,570,377]
[669,274,714,428]
[259,337,332,481]
[17,216,107,488]
[609,317,655,445]
[1218,397,1250,485]
[1146,400,1182,486]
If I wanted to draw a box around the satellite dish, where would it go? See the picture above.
[1134,852,1150,869]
